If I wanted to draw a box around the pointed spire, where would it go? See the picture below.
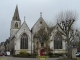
[15,5,18,11]
[12,5,20,21]
[40,12,42,17]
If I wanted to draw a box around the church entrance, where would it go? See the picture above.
[40,49,45,56]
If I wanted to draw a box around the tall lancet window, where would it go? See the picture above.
[20,33,28,49]
[54,33,62,49]
[15,22,18,28]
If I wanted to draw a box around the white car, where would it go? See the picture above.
[5,51,10,56]
[76,52,80,57]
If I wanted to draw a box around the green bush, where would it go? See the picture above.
[48,53,53,57]
[26,53,31,56]
[48,53,65,58]
[19,51,27,55]
[57,58,77,60]
[54,53,67,58]
[13,51,31,58]
[53,53,63,56]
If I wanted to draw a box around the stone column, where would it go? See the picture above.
[72,48,77,58]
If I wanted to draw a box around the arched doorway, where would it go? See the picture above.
[40,49,45,56]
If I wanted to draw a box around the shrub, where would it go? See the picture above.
[19,51,27,55]
[53,53,63,56]
[48,53,53,57]
[57,58,77,60]
[13,51,31,58]
[48,53,66,58]
[26,53,31,56]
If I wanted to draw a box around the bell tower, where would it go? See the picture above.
[10,5,21,37]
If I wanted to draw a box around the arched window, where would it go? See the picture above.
[41,42,44,47]
[20,33,28,49]
[15,22,18,28]
[40,21,42,24]
[54,33,62,49]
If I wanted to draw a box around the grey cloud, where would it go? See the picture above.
[0,0,80,42]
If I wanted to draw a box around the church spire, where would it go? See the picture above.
[12,5,20,21]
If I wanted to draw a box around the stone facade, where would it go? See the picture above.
[3,5,66,55]
[0,42,5,53]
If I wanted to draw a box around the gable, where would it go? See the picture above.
[15,21,31,38]
[32,17,48,34]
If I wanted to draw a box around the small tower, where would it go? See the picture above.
[10,5,21,37]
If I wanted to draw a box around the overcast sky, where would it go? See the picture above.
[0,0,80,42]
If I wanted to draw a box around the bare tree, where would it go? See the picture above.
[36,26,54,55]
[56,11,78,58]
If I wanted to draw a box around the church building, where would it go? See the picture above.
[9,5,66,56]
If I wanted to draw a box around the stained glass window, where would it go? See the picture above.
[54,33,62,49]
[20,33,28,49]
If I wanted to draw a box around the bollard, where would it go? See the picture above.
[37,56,49,60]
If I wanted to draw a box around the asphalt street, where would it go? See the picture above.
[0,56,59,60]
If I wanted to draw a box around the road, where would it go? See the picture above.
[0,56,59,60]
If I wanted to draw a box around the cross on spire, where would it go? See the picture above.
[40,12,42,17]
[24,16,26,21]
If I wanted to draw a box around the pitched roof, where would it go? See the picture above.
[31,12,48,30]
[15,20,31,35]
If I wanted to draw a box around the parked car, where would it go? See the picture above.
[76,52,80,57]
[1,52,4,55]
[0,53,3,56]
[5,51,10,56]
